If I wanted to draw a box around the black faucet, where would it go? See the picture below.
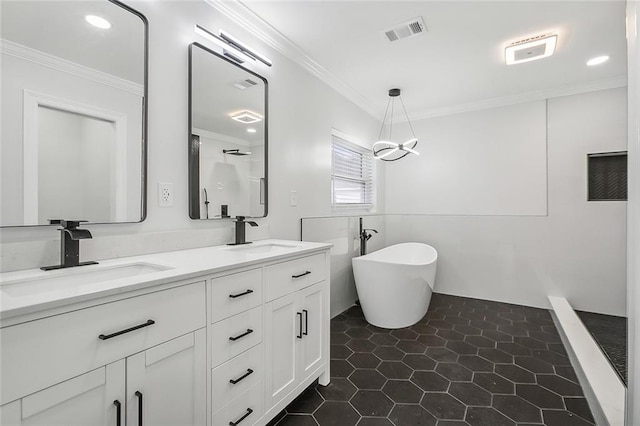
[228,216,258,245]
[41,220,98,270]
[359,217,378,256]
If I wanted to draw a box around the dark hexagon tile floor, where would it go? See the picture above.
[266,293,595,426]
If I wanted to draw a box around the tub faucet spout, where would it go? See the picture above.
[358,217,378,256]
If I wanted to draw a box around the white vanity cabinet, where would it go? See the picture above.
[262,253,329,417]
[0,281,207,426]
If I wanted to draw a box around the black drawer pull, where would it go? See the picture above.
[303,309,309,336]
[292,271,311,279]
[297,312,303,339]
[99,320,155,340]
[229,289,254,299]
[113,400,121,426]
[229,329,253,341]
[229,408,253,426]
[135,391,143,426]
[229,368,254,384]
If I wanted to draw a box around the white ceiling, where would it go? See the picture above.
[237,0,627,119]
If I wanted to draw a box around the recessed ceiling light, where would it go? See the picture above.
[85,15,111,29]
[247,128,257,133]
[587,55,610,66]
[229,110,263,124]
[505,34,557,65]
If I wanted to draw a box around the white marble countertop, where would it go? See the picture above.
[0,239,331,321]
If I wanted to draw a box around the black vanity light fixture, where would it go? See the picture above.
[373,88,420,162]
[194,24,272,67]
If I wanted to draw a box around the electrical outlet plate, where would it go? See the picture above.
[158,182,173,207]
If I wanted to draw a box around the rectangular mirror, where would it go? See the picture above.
[0,0,148,227]
[188,42,268,220]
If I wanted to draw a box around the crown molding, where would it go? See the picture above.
[1,39,143,96]
[203,1,627,124]
[204,0,378,118]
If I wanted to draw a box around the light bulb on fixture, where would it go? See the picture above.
[247,128,257,133]
[587,55,610,66]
[373,88,420,161]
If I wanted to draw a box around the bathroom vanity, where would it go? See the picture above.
[0,240,331,426]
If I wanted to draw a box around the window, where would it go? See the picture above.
[588,152,627,201]
[331,132,374,210]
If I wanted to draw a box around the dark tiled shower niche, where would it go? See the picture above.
[267,294,595,426]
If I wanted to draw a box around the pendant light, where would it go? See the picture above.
[373,88,420,161]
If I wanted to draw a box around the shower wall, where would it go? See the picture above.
[301,215,385,317]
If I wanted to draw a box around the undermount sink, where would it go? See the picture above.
[0,263,172,298]
[224,242,301,255]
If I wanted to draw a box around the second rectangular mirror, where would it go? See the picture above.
[188,42,268,220]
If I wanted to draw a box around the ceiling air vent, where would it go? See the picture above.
[383,17,427,43]
[232,78,259,90]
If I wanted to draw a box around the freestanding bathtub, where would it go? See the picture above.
[352,242,438,329]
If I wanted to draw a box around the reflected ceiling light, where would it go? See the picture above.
[85,15,111,29]
[229,110,263,124]
[373,88,420,162]
[505,34,557,65]
[195,24,255,64]
[587,55,610,66]
[219,30,273,67]
[247,128,257,133]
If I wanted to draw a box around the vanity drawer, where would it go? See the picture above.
[213,382,263,426]
[0,282,206,406]
[211,343,263,412]
[211,305,263,367]
[264,253,326,302]
[211,268,262,323]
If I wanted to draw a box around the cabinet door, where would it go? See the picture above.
[0,361,124,426]
[264,292,299,407]
[126,330,206,426]
[299,283,326,379]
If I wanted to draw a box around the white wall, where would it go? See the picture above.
[385,88,627,316]
[0,1,380,272]
[386,101,547,216]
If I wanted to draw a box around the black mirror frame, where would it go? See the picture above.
[187,42,269,220]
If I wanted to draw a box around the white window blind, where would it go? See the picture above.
[331,134,374,207]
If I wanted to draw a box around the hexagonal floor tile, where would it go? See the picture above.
[313,401,360,426]
[436,329,465,341]
[411,323,437,335]
[446,341,479,355]
[477,348,513,364]
[377,360,413,379]
[425,347,459,362]
[274,414,319,426]
[516,384,564,409]
[316,378,356,401]
[346,327,373,340]
[494,364,536,384]
[492,394,542,423]
[355,418,394,426]
[464,335,496,348]
[382,380,423,404]
[350,390,393,417]
[435,362,473,382]
[465,407,515,426]
[514,356,555,374]
[472,372,515,394]
[286,387,324,414]
[373,346,404,361]
[370,333,399,347]
[537,374,585,396]
[411,371,450,392]
[542,409,595,426]
[331,359,355,378]
[417,334,447,347]
[482,329,513,342]
[388,404,437,426]
[457,355,493,372]
[331,344,353,360]
[420,392,466,420]
[348,352,381,369]
[396,339,427,354]
[349,369,387,390]
[347,339,377,353]
[391,328,419,340]
[448,382,491,406]
[402,354,436,371]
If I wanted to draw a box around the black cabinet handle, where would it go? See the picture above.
[99,320,155,340]
[113,400,121,426]
[297,312,303,339]
[135,391,143,426]
[229,329,253,341]
[229,408,253,426]
[229,368,254,385]
[292,271,311,279]
[303,309,309,336]
[229,289,254,299]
